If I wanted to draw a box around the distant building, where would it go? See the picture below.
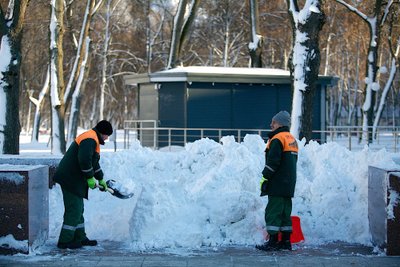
[124,66,337,145]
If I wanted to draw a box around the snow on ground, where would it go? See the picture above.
[2,131,400,253]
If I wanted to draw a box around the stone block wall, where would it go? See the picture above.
[0,165,49,254]
[368,166,400,256]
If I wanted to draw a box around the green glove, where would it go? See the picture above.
[260,176,268,197]
[87,177,97,189]
[98,179,108,191]
[260,176,268,190]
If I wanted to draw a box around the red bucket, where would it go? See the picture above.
[278,215,305,244]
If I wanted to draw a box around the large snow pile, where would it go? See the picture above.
[47,134,398,250]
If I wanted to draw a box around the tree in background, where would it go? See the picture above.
[0,0,30,154]
[372,5,400,138]
[49,0,66,154]
[336,0,397,143]
[90,0,145,126]
[65,0,103,145]
[20,0,50,142]
[286,0,325,141]
[249,0,263,68]
[13,0,400,148]
[30,67,49,142]
[167,0,199,69]
[195,1,248,67]
[167,0,189,69]
[98,0,113,122]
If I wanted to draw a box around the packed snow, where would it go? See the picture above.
[47,135,400,249]
[1,132,400,254]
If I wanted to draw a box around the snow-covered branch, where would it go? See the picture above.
[335,0,369,22]
[92,0,105,15]
[30,67,50,143]
[5,0,15,20]
[372,40,399,137]
[380,0,394,26]
[64,0,93,104]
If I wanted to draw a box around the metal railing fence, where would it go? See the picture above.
[123,120,400,152]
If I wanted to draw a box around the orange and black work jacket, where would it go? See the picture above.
[53,129,105,199]
[261,126,298,197]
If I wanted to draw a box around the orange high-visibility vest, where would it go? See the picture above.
[75,129,100,153]
[266,131,298,153]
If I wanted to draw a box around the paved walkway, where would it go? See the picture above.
[1,242,400,267]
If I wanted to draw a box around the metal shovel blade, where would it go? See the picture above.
[100,179,134,199]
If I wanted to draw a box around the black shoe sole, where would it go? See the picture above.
[81,239,98,246]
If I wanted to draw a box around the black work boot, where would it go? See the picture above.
[278,232,292,250]
[81,237,98,246]
[256,234,280,251]
[57,241,82,249]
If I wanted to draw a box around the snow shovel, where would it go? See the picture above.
[97,179,134,199]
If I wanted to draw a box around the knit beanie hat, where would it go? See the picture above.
[272,111,291,127]
[95,120,113,135]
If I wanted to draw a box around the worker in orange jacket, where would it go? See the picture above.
[53,120,113,249]
[257,111,298,251]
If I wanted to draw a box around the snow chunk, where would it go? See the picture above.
[45,136,399,250]
[387,189,399,220]
[0,234,28,251]
[248,34,262,51]
[295,80,308,92]
[368,51,374,62]
[0,172,25,185]
[371,82,380,91]
[0,36,12,127]
[0,36,12,80]
[309,5,320,13]
[379,66,388,74]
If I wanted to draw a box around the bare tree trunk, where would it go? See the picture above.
[286,0,325,141]
[64,0,102,108]
[390,89,396,127]
[373,37,399,138]
[223,19,230,67]
[90,88,97,124]
[249,0,263,68]
[66,0,101,144]
[337,57,344,124]
[348,38,361,125]
[329,89,337,127]
[0,0,30,154]
[31,67,50,143]
[167,0,188,69]
[178,0,200,60]
[49,0,66,154]
[64,2,86,108]
[146,0,166,73]
[324,33,334,75]
[145,0,151,73]
[167,0,199,69]
[67,38,90,146]
[99,0,112,121]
